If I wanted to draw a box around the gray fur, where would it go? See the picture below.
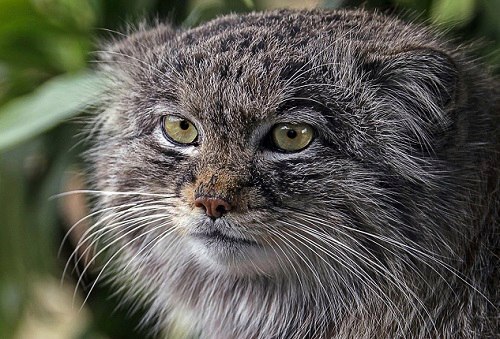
[83,9,499,338]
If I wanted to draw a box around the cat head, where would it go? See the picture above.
[90,10,469,282]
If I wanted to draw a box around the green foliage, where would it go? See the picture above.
[430,0,477,26]
[183,0,255,27]
[0,0,498,338]
[0,71,104,151]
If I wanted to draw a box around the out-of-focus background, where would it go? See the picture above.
[0,0,498,338]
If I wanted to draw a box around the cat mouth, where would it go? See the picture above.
[191,230,258,246]
[188,227,277,273]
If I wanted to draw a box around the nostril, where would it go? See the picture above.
[194,199,207,211]
[215,204,226,215]
[194,197,232,218]
[214,199,231,217]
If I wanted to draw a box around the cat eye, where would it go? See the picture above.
[271,123,313,152]
[161,115,198,145]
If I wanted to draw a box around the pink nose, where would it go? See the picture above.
[194,197,232,218]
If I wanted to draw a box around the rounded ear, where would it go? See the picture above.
[369,48,458,106]
[93,23,178,135]
[97,22,177,69]
[363,47,460,128]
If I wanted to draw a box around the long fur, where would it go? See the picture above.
[78,9,499,338]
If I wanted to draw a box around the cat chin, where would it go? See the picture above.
[186,236,281,276]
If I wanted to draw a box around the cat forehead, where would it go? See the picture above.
[108,9,437,86]
[105,9,441,125]
[159,12,374,122]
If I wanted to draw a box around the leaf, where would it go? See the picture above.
[431,0,477,26]
[0,71,105,151]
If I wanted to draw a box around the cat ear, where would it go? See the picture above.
[94,23,177,133]
[97,22,177,71]
[363,47,459,131]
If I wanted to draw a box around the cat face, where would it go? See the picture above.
[91,10,463,283]
[78,9,500,338]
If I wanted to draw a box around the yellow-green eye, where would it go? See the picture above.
[162,115,198,144]
[272,123,314,152]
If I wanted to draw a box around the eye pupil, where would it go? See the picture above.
[286,129,297,139]
[179,120,190,130]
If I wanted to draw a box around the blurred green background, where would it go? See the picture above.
[0,0,498,338]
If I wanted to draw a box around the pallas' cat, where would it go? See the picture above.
[81,8,499,338]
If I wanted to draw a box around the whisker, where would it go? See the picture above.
[62,200,165,279]
[70,208,170,276]
[59,201,145,258]
[122,225,179,271]
[52,189,176,200]
[276,219,401,313]
[267,227,339,316]
[79,220,173,309]
[287,211,440,323]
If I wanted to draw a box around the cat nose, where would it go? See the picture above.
[194,197,232,218]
